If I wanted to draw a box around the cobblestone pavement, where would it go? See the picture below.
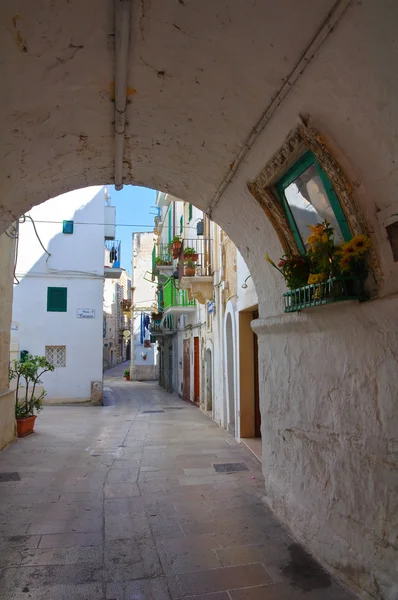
[0,371,356,600]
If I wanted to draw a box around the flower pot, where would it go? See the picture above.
[184,253,199,262]
[125,375,130,381]
[184,266,196,277]
[16,415,36,437]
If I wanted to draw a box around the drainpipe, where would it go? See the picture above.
[114,0,132,191]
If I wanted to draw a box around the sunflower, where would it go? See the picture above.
[308,224,325,235]
[342,242,355,255]
[308,273,328,284]
[350,234,371,254]
[339,255,351,271]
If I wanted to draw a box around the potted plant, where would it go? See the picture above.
[183,247,199,261]
[124,368,130,381]
[169,236,182,258]
[184,259,197,277]
[266,220,371,308]
[9,354,54,437]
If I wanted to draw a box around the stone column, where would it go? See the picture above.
[0,228,16,449]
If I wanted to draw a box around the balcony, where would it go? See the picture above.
[120,299,132,314]
[104,240,123,279]
[152,243,174,278]
[149,314,176,337]
[163,278,196,315]
[178,238,213,304]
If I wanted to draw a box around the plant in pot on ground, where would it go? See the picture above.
[183,247,199,261]
[184,258,197,277]
[123,369,130,381]
[9,354,54,437]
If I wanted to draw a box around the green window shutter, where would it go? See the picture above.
[188,203,193,222]
[47,287,67,312]
[62,220,74,234]
[180,215,183,235]
[168,205,173,243]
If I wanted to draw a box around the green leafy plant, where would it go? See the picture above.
[9,354,54,419]
[184,258,197,268]
[123,369,130,377]
[266,220,371,290]
[183,247,195,255]
[265,253,310,290]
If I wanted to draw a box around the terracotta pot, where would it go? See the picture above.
[16,415,36,437]
[184,266,196,277]
[125,375,130,381]
[184,253,199,261]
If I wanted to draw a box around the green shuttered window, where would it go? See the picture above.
[47,287,67,312]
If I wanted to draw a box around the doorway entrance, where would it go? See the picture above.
[239,307,262,461]
[183,339,190,401]
[225,312,235,434]
[194,336,200,404]
[205,348,212,412]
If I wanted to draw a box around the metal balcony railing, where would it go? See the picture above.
[178,238,212,278]
[283,275,366,313]
[153,243,173,270]
[105,240,121,268]
[163,278,195,310]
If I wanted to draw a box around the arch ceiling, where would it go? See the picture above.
[0,0,338,230]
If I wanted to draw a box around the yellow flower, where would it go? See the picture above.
[350,234,371,254]
[340,255,351,271]
[309,224,325,235]
[308,273,328,285]
[341,241,356,255]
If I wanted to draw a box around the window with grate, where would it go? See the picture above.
[45,346,66,367]
[47,287,67,312]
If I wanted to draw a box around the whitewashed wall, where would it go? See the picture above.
[11,187,105,402]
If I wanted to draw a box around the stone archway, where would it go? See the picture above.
[2,3,398,597]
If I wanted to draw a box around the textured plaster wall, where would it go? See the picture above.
[0,231,16,448]
[0,0,398,596]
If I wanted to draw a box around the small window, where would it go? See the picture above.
[276,151,351,254]
[47,287,67,312]
[188,203,193,222]
[45,346,66,367]
[62,220,74,234]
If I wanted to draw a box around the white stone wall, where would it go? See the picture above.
[131,232,158,379]
[11,187,105,402]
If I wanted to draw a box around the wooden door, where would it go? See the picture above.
[253,310,261,437]
[194,337,200,404]
[183,339,190,401]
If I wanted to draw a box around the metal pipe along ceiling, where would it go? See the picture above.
[114,0,132,191]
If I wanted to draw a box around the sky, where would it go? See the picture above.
[108,185,157,275]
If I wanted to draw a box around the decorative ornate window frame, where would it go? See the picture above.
[248,121,381,286]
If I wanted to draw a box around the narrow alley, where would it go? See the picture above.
[0,367,354,600]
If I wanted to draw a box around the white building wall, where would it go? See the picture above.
[11,186,105,402]
[131,231,158,379]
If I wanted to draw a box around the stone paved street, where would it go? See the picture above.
[0,365,356,600]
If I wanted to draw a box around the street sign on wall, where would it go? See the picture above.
[77,308,96,319]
